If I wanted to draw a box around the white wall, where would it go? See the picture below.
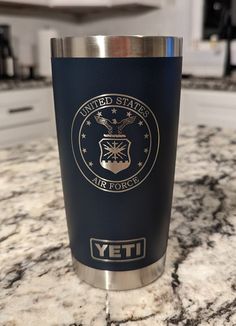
[0,0,192,67]
[76,1,191,50]
[71,0,192,64]
[0,14,80,66]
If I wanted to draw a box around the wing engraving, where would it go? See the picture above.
[117,116,136,134]
[94,116,113,134]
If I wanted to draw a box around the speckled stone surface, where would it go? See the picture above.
[181,77,236,92]
[1,76,236,93]
[0,79,52,92]
[0,125,236,326]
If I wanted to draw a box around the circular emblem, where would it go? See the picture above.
[71,94,159,193]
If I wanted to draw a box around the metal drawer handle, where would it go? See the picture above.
[8,106,34,114]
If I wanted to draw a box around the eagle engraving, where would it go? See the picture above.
[94,115,136,135]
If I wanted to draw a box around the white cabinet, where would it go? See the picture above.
[0,0,49,4]
[0,87,56,148]
[0,0,161,8]
[110,0,161,6]
[180,89,236,128]
[0,0,160,5]
[49,0,160,7]
[49,0,109,6]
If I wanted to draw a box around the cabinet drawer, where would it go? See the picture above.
[181,89,236,128]
[0,88,50,129]
[0,121,52,148]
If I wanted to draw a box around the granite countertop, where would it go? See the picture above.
[0,79,52,92]
[181,76,236,92]
[1,76,236,93]
[0,125,236,326]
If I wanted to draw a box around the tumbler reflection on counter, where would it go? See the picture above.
[51,36,183,290]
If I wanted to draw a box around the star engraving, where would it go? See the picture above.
[144,148,149,154]
[138,120,143,126]
[138,162,143,167]
[126,111,132,117]
[97,111,102,117]
[81,133,86,139]
[86,120,91,126]
[144,133,149,139]
[111,108,117,114]
[88,161,93,167]
[82,148,87,153]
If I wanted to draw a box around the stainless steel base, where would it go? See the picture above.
[72,254,166,290]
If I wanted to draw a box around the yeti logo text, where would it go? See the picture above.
[71,94,160,193]
[90,238,146,262]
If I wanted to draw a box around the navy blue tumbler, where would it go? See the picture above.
[51,36,182,290]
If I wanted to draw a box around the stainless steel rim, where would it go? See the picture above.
[51,35,182,58]
[72,254,166,291]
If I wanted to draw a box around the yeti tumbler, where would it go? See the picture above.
[51,36,182,290]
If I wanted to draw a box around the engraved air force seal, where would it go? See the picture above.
[71,94,160,193]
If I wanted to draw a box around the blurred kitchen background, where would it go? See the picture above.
[0,0,236,148]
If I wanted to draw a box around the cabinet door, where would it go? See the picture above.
[0,0,161,7]
[180,89,236,128]
[0,88,50,129]
[0,0,49,5]
[110,0,161,6]
[0,87,55,148]
[0,121,52,148]
[49,0,160,7]
[49,0,110,6]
